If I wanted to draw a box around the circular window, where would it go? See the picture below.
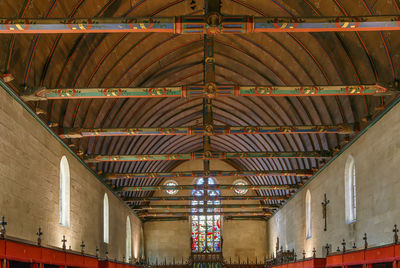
[233,179,248,195]
[164,180,179,195]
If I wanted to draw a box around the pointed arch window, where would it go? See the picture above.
[126,216,132,262]
[104,193,109,243]
[59,156,70,227]
[305,190,311,239]
[345,156,356,224]
[191,177,221,253]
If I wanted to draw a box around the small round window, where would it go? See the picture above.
[164,180,179,195]
[233,179,248,195]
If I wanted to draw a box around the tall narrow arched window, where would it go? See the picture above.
[191,177,221,253]
[103,193,109,243]
[345,156,356,224]
[305,190,311,239]
[126,216,132,262]
[59,156,70,227]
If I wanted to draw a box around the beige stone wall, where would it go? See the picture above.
[223,220,267,262]
[266,100,400,258]
[0,86,142,260]
[144,159,267,262]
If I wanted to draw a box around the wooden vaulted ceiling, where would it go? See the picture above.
[1,0,400,218]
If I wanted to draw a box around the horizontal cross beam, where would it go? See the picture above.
[142,216,268,221]
[59,124,355,138]
[138,211,271,217]
[1,16,399,35]
[143,217,189,222]
[21,84,392,101]
[117,184,298,192]
[85,151,332,162]
[125,195,289,202]
[131,204,279,210]
[106,170,313,180]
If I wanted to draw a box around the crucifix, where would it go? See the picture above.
[36,227,43,246]
[321,194,330,231]
[80,241,85,254]
[325,244,330,256]
[363,233,368,249]
[393,224,399,244]
[0,216,7,239]
[61,235,67,250]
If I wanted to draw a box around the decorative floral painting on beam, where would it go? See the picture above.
[191,177,221,253]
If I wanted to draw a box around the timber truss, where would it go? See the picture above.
[5,0,400,221]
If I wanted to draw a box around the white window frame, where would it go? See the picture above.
[164,179,179,195]
[305,190,311,239]
[126,216,132,262]
[104,193,109,243]
[345,155,357,224]
[59,156,70,227]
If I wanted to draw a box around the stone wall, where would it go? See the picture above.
[266,100,400,258]
[144,160,267,262]
[0,86,142,260]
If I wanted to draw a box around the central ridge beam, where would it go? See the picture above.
[58,124,355,138]
[117,184,298,192]
[1,16,400,34]
[21,84,392,100]
[131,204,279,210]
[105,169,314,180]
[84,151,332,162]
[125,195,289,202]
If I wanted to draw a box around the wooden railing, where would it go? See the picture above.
[0,236,142,268]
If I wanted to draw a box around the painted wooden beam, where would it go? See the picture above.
[1,16,400,34]
[59,124,355,138]
[143,216,268,221]
[138,211,272,217]
[105,170,314,180]
[125,195,289,202]
[84,151,332,163]
[21,84,392,101]
[131,204,279,210]
[117,184,298,192]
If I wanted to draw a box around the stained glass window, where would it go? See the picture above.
[233,179,248,195]
[191,177,221,253]
[164,180,179,195]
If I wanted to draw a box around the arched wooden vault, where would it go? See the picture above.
[1,0,399,221]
